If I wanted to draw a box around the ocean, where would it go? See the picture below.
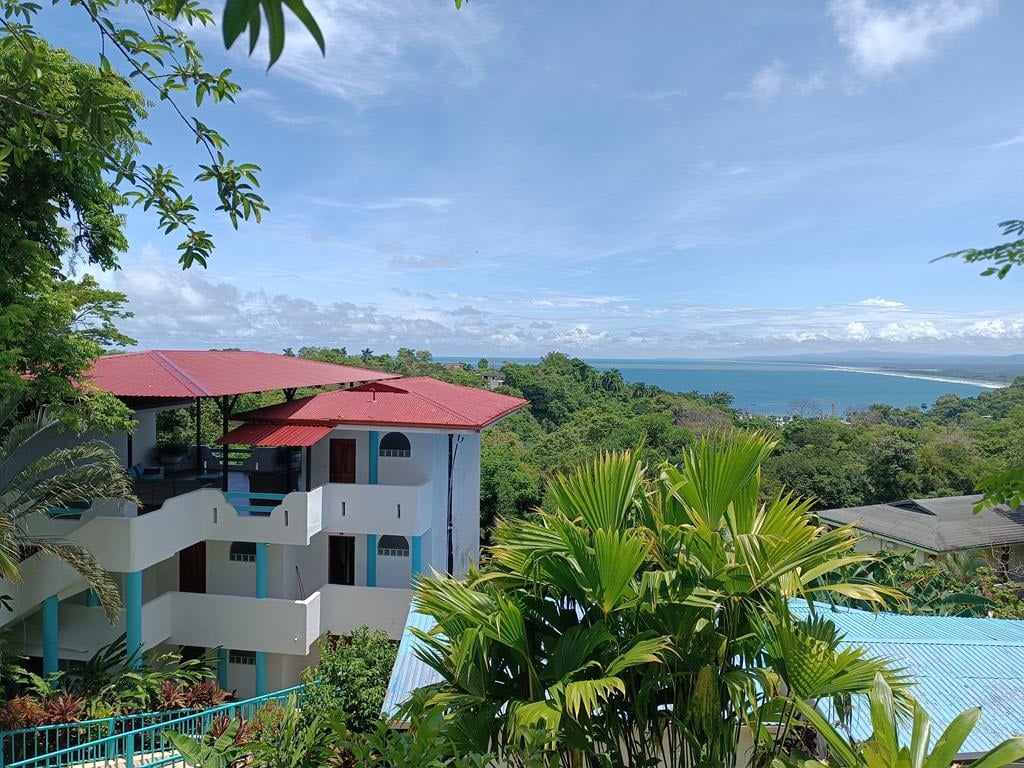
[440,357,996,416]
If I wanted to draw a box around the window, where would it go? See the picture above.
[228,650,256,666]
[379,432,411,458]
[377,535,410,558]
[229,541,256,563]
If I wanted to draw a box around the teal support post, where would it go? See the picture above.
[217,648,228,688]
[85,589,100,607]
[255,543,267,598]
[411,536,422,584]
[125,571,142,667]
[254,542,267,694]
[42,595,58,675]
[368,431,379,484]
[255,653,266,696]
[256,540,268,696]
[366,534,377,587]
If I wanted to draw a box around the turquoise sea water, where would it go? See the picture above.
[587,360,992,416]
[440,358,994,416]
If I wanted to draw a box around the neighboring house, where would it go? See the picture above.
[1,350,527,698]
[817,495,1024,567]
[790,601,1024,758]
[479,369,505,390]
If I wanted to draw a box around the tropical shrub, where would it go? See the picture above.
[299,627,396,732]
[0,396,137,620]
[0,637,229,728]
[410,433,907,768]
[781,673,1024,768]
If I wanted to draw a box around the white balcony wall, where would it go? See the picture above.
[165,592,321,655]
[319,584,411,640]
[322,482,431,537]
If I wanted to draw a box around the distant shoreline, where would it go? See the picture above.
[811,364,1003,390]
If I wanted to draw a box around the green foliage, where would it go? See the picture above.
[782,673,1024,768]
[0,395,137,620]
[166,717,249,768]
[831,549,1024,618]
[0,636,227,728]
[940,219,1024,280]
[411,437,904,768]
[299,627,397,733]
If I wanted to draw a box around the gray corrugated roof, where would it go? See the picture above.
[790,601,1024,755]
[382,608,441,722]
[817,494,1024,552]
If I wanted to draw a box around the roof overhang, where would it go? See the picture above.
[215,423,333,447]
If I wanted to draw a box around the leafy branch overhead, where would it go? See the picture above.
[939,219,1024,279]
[0,0,269,269]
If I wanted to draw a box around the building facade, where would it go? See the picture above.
[1,352,527,698]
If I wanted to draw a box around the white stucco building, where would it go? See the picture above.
[1,351,527,697]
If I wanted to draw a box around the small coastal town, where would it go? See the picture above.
[4,2,1024,768]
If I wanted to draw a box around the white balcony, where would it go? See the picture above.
[9,585,411,663]
[318,583,412,640]
[321,481,432,537]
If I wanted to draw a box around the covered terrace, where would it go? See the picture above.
[84,350,398,508]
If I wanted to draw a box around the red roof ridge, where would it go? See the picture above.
[391,377,481,422]
[150,351,215,397]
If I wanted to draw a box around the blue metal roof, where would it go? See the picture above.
[382,607,441,722]
[382,599,1024,751]
[790,601,1024,755]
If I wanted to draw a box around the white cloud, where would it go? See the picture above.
[260,0,500,104]
[858,296,905,308]
[828,0,994,76]
[728,60,827,102]
[112,257,1024,356]
[990,131,1024,149]
[551,324,611,348]
[845,321,870,340]
[307,196,452,211]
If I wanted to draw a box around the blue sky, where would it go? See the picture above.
[73,0,1024,357]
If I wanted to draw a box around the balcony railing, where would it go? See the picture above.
[322,480,432,536]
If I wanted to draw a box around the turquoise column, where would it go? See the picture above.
[410,536,422,585]
[85,589,99,608]
[217,649,228,689]
[125,571,142,667]
[366,535,377,587]
[42,595,58,675]
[368,431,379,484]
[255,543,267,695]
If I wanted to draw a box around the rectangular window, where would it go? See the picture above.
[228,650,257,666]
[379,448,411,458]
[229,541,257,563]
[378,546,409,557]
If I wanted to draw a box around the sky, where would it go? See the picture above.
[60,0,1024,357]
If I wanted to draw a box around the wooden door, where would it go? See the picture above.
[329,439,356,483]
[179,541,206,593]
[328,535,355,585]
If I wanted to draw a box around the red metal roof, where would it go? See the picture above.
[214,423,332,447]
[84,350,398,399]
[225,377,529,433]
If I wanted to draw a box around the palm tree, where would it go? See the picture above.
[0,397,137,621]
[360,348,374,364]
[410,432,904,768]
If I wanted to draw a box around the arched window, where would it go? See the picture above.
[379,432,411,458]
[229,541,256,563]
[377,535,409,557]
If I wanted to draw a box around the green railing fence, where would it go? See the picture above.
[0,684,306,768]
